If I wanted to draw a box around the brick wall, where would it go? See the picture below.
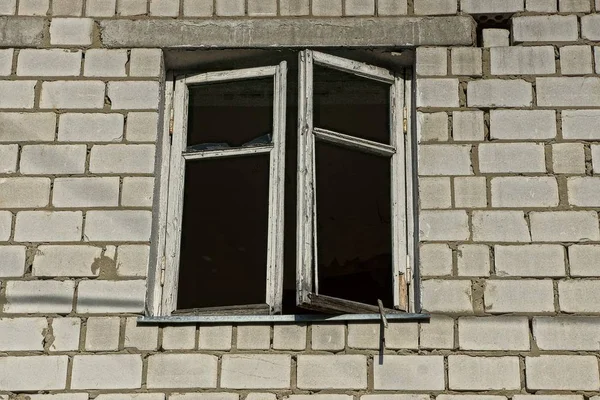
[0,0,600,398]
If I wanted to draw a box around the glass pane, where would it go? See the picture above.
[313,65,391,144]
[315,142,393,307]
[187,77,274,150]
[176,155,270,310]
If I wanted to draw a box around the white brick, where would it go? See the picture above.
[495,245,565,277]
[345,0,374,15]
[183,0,214,16]
[215,0,245,15]
[569,245,600,277]
[461,0,524,12]
[526,356,599,390]
[41,81,105,109]
[312,324,345,350]
[582,14,600,40]
[0,246,25,277]
[454,177,487,208]
[33,245,102,277]
[490,46,555,75]
[413,0,457,14]
[526,0,557,11]
[591,145,600,174]
[534,317,600,350]
[479,143,545,173]
[84,49,126,77]
[348,323,379,349]
[562,110,600,140]
[50,317,81,351]
[420,210,469,241]
[417,112,448,142]
[0,144,18,173]
[553,143,585,174]
[17,49,81,76]
[90,144,156,173]
[15,211,82,242]
[0,317,46,351]
[482,29,510,47]
[84,210,152,242]
[559,280,600,313]
[560,45,593,75]
[53,177,120,208]
[419,177,451,209]
[126,112,159,142]
[147,354,217,388]
[108,81,160,109]
[237,325,270,350]
[4,280,75,314]
[0,356,68,391]
[560,0,591,10]
[124,317,158,350]
[297,355,365,389]
[416,48,447,76]
[530,211,600,242]
[122,177,154,207]
[199,325,232,350]
[246,394,276,400]
[568,177,600,207]
[472,211,531,243]
[458,244,490,276]
[453,110,484,141]
[514,396,582,400]
[0,49,13,75]
[468,79,532,107]
[130,49,162,77]
[0,112,56,142]
[247,0,277,16]
[172,395,237,400]
[21,145,86,175]
[117,0,147,15]
[28,394,89,400]
[0,211,12,241]
[0,177,50,208]
[459,316,530,351]
[117,245,149,277]
[485,280,554,313]
[53,0,83,16]
[514,15,578,42]
[0,0,16,15]
[449,356,520,390]
[451,47,482,76]
[0,80,35,108]
[71,355,142,389]
[491,177,559,208]
[385,322,419,349]
[76,280,146,313]
[312,0,342,15]
[420,243,452,276]
[538,77,600,107]
[18,0,49,15]
[162,326,196,350]
[50,18,94,46]
[416,78,459,108]
[273,324,306,350]
[149,0,179,15]
[421,279,472,313]
[596,47,600,74]
[85,317,120,351]
[97,395,163,400]
[419,145,472,175]
[86,0,116,16]
[438,397,506,400]
[490,110,556,140]
[419,315,454,349]
[374,356,444,390]
[377,0,408,14]
[222,354,291,389]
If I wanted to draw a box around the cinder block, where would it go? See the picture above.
[122,177,154,207]
[84,211,152,242]
[215,0,245,15]
[459,316,529,351]
[76,280,146,313]
[53,0,83,15]
[490,110,556,140]
[116,245,150,277]
[419,177,451,209]
[107,81,160,110]
[421,279,472,313]
[32,245,103,277]
[458,244,490,276]
[448,356,521,390]
[17,49,81,76]
[482,29,509,47]
[453,111,484,141]
[117,0,147,15]
[417,112,448,142]
[0,356,68,391]
[312,0,342,15]
[485,280,555,313]
[347,323,379,349]
[89,144,156,174]
[84,49,127,77]
[312,324,345,350]
[472,211,531,242]
[130,49,162,77]
[18,0,49,15]
[451,47,482,76]
[50,18,94,46]
[183,0,214,16]
[222,355,291,389]
[58,113,123,142]
[0,211,11,241]
[4,280,75,314]
[534,317,600,350]
[526,0,557,11]
[413,0,457,14]
[562,110,600,140]
[85,317,120,351]
[537,77,600,107]
[526,356,600,390]
[495,245,565,277]
[418,144,472,175]
[419,210,469,241]
[560,46,593,75]
[50,317,81,351]
[530,211,600,242]
[14,211,82,242]
[461,0,523,12]
[374,356,444,390]
[416,48,447,76]
[199,325,232,350]
[0,246,26,277]
[454,177,487,208]
[559,280,600,313]
[124,317,158,350]
[162,326,196,350]
[41,81,105,109]
[0,113,56,143]
[237,325,271,350]
[248,0,277,16]
[0,317,46,351]
[569,245,600,277]
[273,324,306,350]
[420,243,452,276]
[491,177,559,208]
[147,354,218,388]
[297,355,366,389]
[419,315,454,349]
[53,177,120,208]
[0,80,36,108]
[416,78,459,108]
[20,145,86,175]
[490,46,555,75]
[385,322,418,349]
[71,355,142,389]
[553,143,585,174]
[86,0,116,16]
[0,177,50,208]
[149,0,179,16]
[0,49,13,75]
[582,14,600,40]
[479,143,545,173]
[377,0,408,14]
[513,15,578,42]
[467,79,532,107]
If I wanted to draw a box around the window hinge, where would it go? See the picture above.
[402,106,408,134]
[406,254,412,285]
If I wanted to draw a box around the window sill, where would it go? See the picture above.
[138,312,429,324]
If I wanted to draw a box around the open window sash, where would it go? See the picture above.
[162,62,287,316]
[296,50,410,314]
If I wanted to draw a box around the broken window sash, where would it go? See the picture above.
[162,62,287,316]
[296,50,410,314]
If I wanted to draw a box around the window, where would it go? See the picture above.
[149,50,415,317]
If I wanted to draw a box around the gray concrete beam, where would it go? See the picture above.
[0,17,45,47]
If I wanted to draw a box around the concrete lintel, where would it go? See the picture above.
[0,17,45,47]
[100,17,475,48]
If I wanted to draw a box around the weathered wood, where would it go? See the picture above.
[183,145,272,160]
[313,127,395,157]
[185,65,278,85]
[312,50,395,84]
[304,294,405,315]
[172,303,270,316]
[404,69,416,313]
